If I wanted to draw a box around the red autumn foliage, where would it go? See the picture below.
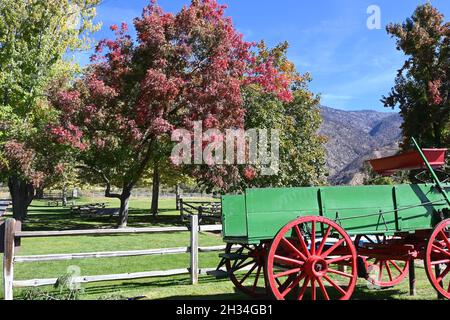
[2,141,45,187]
[51,0,294,192]
[428,79,443,106]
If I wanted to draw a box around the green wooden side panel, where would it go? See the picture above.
[394,184,448,231]
[221,183,450,244]
[245,187,320,240]
[221,195,247,238]
[321,185,397,234]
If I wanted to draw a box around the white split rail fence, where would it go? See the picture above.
[2,215,224,300]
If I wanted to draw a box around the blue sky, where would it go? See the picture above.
[77,0,450,112]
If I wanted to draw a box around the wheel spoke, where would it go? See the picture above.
[232,247,245,269]
[437,265,450,283]
[385,261,393,282]
[274,254,304,267]
[317,225,332,255]
[431,259,450,265]
[438,231,450,249]
[281,237,307,261]
[297,276,310,300]
[432,244,450,258]
[252,265,262,292]
[378,261,384,282]
[321,238,345,258]
[311,278,316,300]
[311,221,316,255]
[389,260,403,273]
[239,263,257,284]
[326,255,352,265]
[317,277,330,300]
[328,267,353,279]
[278,274,296,293]
[274,267,302,278]
[281,273,306,298]
[275,278,282,287]
[294,225,310,257]
[323,274,346,296]
[233,260,253,272]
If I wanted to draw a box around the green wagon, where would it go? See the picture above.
[219,139,450,300]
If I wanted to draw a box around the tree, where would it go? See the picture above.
[0,0,100,221]
[382,3,450,149]
[242,42,327,188]
[52,0,292,228]
[138,158,193,216]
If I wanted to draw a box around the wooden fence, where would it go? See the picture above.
[1,215,224,300]
[179,199,222,223]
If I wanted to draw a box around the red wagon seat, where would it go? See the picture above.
[368,149,447,176]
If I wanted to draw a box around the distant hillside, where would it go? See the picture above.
[318,106,403,185]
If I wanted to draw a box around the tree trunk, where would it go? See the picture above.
[117,189,131,228]
[151,164,160,217]
[8,176,34,222]
[433,122,442,147]
[35,188,44,199]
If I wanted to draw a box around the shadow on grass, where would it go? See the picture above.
[77,275,407,301]
[22,207,186,231]
[155,285,405,301]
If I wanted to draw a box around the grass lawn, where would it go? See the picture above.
[0,196,443,300]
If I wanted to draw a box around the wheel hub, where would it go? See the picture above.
[304,256,328,278]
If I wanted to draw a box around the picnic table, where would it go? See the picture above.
[47,199,75,207]
[70,203,118,218]
[0,200,11,218]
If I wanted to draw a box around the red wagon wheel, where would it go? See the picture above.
[425,219,450,299]
[224,243,268,298]
[266,216,357,300]
[355,235,409,287]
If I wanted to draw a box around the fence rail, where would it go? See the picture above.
[179,199,222,223]
[2,215,224,300]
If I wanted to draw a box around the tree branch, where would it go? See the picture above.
[76,165,122,199]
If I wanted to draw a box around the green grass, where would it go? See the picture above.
[0,197,444,300]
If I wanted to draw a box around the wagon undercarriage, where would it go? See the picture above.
[220,217,450,300]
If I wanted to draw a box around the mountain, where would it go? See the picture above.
[318,106,403,185]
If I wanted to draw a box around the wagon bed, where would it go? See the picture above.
[222,183,449,244]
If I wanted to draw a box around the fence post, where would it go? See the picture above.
[176,185,181,210]
[3,218,16,300]
[180,199,184,221]
[190,214,199,285]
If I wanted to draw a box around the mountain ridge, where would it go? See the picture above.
[318,106,403,185]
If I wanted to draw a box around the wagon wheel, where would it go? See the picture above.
[425,219,450,299]
[224,243,268,298]
[355,235,409,288]
[266,216,357,300]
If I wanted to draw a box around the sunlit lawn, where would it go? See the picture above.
[0,197,444,300]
